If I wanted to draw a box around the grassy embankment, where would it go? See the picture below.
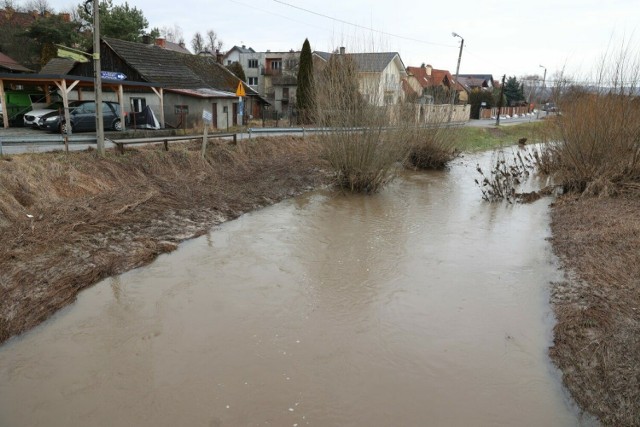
[0,137,330,345]
[455,121,553,152]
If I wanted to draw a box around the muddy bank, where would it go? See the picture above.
[549,196,640,426]
[0,137,330,344]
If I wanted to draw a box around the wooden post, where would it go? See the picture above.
[163,139,168,151]
[496,74,506,127]
[0,79,8,129]
[201,124,209,158]
[117,84,125,131]
[151,87,165,128]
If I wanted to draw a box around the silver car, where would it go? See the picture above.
[24,102,64,128]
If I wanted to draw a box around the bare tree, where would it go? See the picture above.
[161,24,183,43]
[191,31,204,53]
[206,29,223,52]
[1,0,21,10]
[25,0,52,14]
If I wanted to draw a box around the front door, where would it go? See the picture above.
[232,103,238,126]
[211,103,218,129]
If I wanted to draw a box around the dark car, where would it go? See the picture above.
[39,100,124,133]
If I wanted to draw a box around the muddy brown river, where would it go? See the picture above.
[0,151,597,426]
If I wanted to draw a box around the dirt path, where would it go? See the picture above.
[549,196,640,426]
[0,137,331,345]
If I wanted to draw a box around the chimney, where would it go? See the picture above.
[339,46,346,55]
[142,34,151,45]
[60,12,70,22]
[179,41,185,49]
[426,64,432,76]
[155,37,166,48]
[215,49,223,64]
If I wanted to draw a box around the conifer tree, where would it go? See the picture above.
[296,38,314,124]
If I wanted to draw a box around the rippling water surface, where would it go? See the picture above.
[0,150,597,426]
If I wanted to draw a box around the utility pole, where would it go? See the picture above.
[91,0,105,156]
[448,32,464,123]
[495,74,506,127]
[536,65,547,120]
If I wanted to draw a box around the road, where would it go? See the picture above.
[1,115,545,155]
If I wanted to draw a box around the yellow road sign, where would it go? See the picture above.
[56,46,90,63]
[235,81,246,97]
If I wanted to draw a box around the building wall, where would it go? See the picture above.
[358,62,406,107]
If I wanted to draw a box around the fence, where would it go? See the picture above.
[480,106,531,119]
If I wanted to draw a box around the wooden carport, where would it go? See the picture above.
[0,73,164,131]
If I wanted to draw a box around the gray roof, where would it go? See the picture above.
[102,37,259,97]
[314,51,403,73]
[39,58,75,75]
[163,40,191,55]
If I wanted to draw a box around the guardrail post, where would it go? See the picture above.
[163,139,169,151]
[302,127,306,139]
[0,138,3,156]
[64,135,69,153]
[232,134,237,145]
[248,128,252,139]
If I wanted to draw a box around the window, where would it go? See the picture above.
[174,105,189,114]
[282,87,289,100]
[227,60,232,65]
[248,77,258,86]
[130,97,146,113]
[248,59,258,68]
[271,60,282,70]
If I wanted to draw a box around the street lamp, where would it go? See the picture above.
[448,32,464,123]
[536,64,547,119]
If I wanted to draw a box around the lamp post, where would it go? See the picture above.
[536,64,547,120]
[448,32,464,123]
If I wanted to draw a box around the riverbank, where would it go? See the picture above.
[1,125,635,425]
[0,137,331,344]
[549,195,640,426]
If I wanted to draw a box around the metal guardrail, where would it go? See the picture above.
[247,127,366,138]
[247,123,466,138]
[0,135,98,155]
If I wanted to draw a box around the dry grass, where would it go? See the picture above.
[407,125,460,170]
[549,196,640,426]
[541,45,640,196]
[0,137,330,344]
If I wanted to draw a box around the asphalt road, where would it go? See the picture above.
[1,115,546,155]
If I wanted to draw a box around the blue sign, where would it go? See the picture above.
[101,71,127,80]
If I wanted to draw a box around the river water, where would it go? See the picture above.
[0,150,596,426]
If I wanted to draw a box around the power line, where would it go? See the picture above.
[271,0,456,48]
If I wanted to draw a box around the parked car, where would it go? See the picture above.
[24,101,65,128]
[39,101,125,133]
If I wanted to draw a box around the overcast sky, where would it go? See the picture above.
[44,0,639,83]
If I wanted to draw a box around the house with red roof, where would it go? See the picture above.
[405,64,468,104]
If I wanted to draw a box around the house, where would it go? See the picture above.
[457,74,495,91]
[314,49,408,106]
[64,37,267,129]
[405,64,468,104]
[223,46,300,118]
[0,51,33,73]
